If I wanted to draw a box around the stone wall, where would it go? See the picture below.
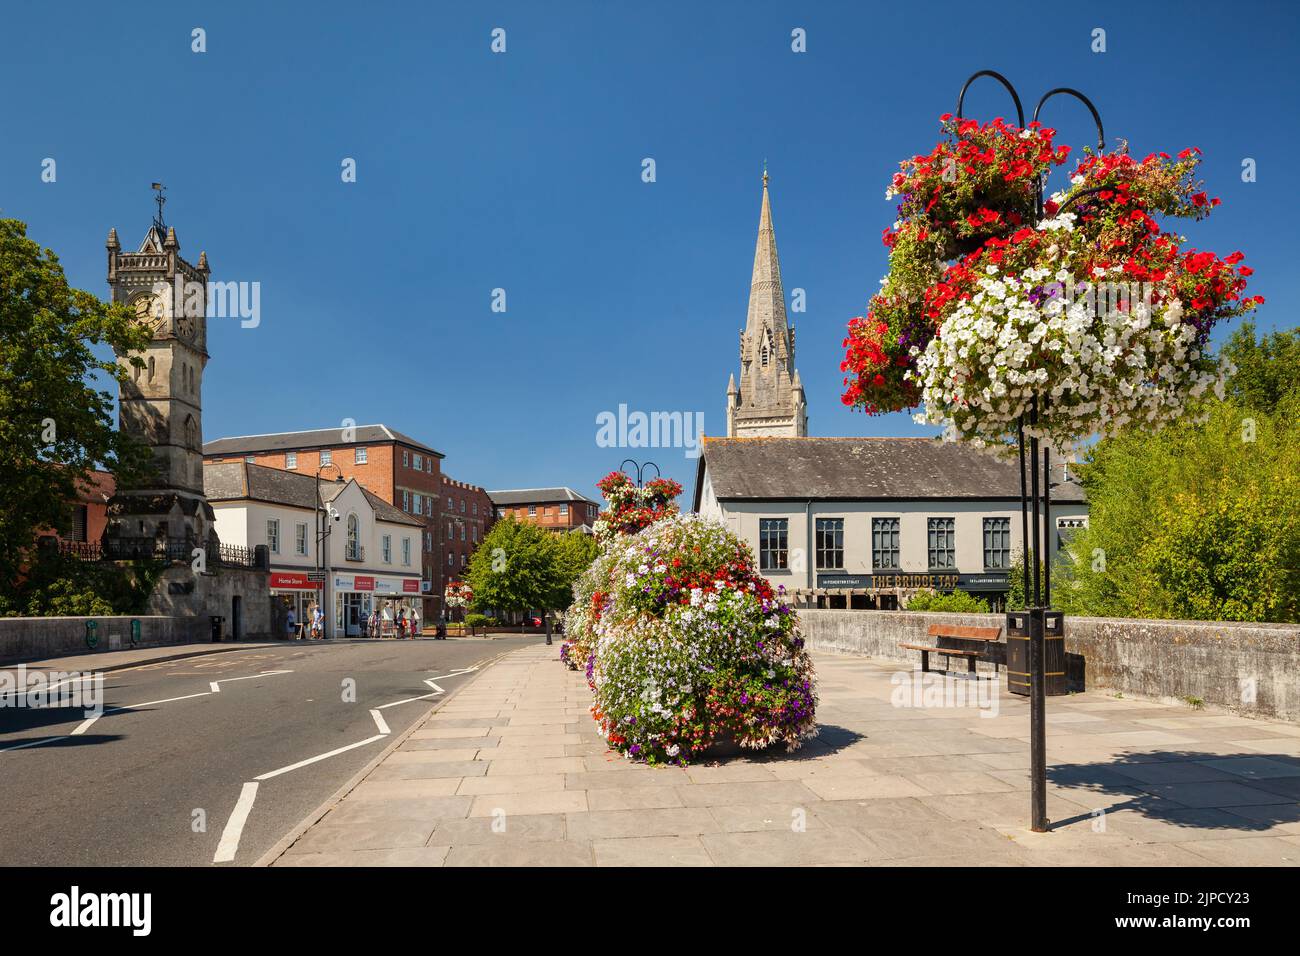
[0,615,209,664]
[799,609,1300,722]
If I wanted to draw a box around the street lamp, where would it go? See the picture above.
[619,458,661,488]
[316,462,344,639]
[955,70,1107,833]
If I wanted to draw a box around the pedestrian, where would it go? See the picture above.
[410,607,421,639]
[285,606,297,641]
[311,604,324,639]
[381,603,393,638]
[397,607,407,639]
[368,608,379,639]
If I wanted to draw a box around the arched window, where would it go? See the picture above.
[148,356,156,382]
[184,414,197,450]
[346,514,360,560]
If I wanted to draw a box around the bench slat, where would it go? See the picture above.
[926,624,1002,641]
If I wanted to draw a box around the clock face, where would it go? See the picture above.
[131,292,169,334]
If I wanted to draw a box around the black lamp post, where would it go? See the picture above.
[316,462,344,639]
[619,458,661,488]
[955,70,1107,833]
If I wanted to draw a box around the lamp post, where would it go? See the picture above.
[619,458,661,488]
[316,462,344,639]
[954,70,1107,833]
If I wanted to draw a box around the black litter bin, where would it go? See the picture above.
[210,615,224,642]
[1005,609,1067,696]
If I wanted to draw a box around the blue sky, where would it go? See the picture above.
[3,1,1296,502]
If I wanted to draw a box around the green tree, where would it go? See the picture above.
[0,218,152,591]
[905,589,989,613]
[1054,324,1300,623]
[466,517,595,627]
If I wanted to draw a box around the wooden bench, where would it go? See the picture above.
[900,624,1004,676]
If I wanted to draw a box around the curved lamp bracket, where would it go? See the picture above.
[955,70,1025,130]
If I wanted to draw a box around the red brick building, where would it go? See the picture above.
[487,487,599,532]
[204,425,445,619]
[439,476,495,610]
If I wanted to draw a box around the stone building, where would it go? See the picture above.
[726,172,808,438]
[694,437,1088,611]
[101,207,270,638]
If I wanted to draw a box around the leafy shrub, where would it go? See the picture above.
[465,613,491,628]
[905,588,990,613]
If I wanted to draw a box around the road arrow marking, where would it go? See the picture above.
[213,781,259,863]
[209,670,293,693]
[370,709,390,735]
[254,735,387,782]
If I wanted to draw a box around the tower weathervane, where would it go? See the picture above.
[150,182,167,231]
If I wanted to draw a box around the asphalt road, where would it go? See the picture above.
[0,636,538,866]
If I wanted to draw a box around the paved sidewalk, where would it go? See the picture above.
[271,643,1300,866]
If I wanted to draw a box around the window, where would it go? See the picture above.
[560,503,569,516]
[402,449,409,467]
[382,535,392,563]
[928,518,956,570]
[589,504,595,519]
[816,518,844,570]
[295,522,308,555]
[426,459,432,473]
[427,496,434,515]
[447,521,453,539]
[983,517,1011,569]
[245,456,255,464]
[413,496,422,516]
[286,452,297,469]
[447,552,453,567]
[402,538,411,566]
[413,453,423,471]
[355,447,367,464]
[424,532,432,553]
[759,518,788,571]
[460,553,466,569]
[460,525,466,542]
[471,526,477,544]
[872,518,900,570]
[402,490,410,512]
[266,519,280,553]
[472,502,477,516]
[320,449,332,466]
[528,505,537,517]
[496,508,505,519]
[460,500,466,514]
[346,514,360,560]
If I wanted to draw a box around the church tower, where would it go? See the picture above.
[103,191,216,556]
[727,171,808,438]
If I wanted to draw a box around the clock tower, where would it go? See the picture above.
[103,200,216,556]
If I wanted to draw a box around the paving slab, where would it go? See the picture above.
[271,642,1300,867]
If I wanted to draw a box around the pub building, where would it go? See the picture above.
[205,461,424,637]
[692,436,1089,611]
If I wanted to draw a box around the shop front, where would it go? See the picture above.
[269,570,322,636]
[332,573,423,637]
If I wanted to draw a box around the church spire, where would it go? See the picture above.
[726,171,808,438]
[745,169,787,342]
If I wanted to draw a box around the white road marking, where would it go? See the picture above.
[370,709,390,735]
[0,736,66,753]
[209,669,293,693]
[70,691,214,736]
[253,735,387,781]
[213,781,259,863]
[376,693,438,709]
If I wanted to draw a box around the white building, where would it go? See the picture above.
[205,461,424,636]
[693,436,1089,610]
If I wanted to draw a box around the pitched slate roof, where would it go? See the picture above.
[487,487,597,506]
[203,424,443,459]
[203,461,422,526]
[694,436,1086,505]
